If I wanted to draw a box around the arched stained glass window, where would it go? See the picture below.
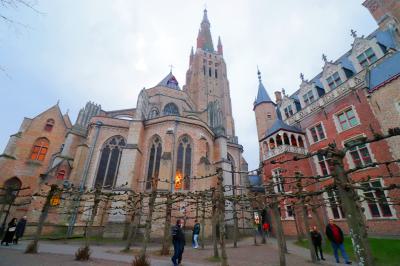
[175,136,192,190]
[163,103,179,116]
[298,136,305,148]
[290,135,298,147]
[30,138,49,161]
[146,136,162,190]
[283,133,290,145]
[3,177,22,205]
[95,136,126,188]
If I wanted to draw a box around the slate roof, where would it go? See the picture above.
[254,80,274,107]
[265,119,303,138]
[368,51,400,92]
[157,72,181,90]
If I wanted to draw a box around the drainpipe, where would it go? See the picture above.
[67,121,102,237]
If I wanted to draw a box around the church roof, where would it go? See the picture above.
[254,70,274,108]
[157,72,181,90]
[265,119,303,138]
[368,51,400,92]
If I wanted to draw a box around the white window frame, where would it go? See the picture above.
[343,134,376,170]
[333,105,361,133]
[358,178,396,220]
[357,47,378,68]
[302,90,315,105]
[284,105,294,119]
[324,188,346,220]
[313,153,331,176]
[326,71,343,90]
[283,198,295,220]
[307,122,327,144]
[272,168,284,193]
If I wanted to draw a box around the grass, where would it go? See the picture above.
[294,237,400,266]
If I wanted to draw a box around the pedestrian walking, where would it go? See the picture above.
[325,219,352,264]
[171,219,185,266]
[1,218,17,246]
[192,219,200,249]
[310,225,325,261]
[13,216,27,244]
[262,222,270,238]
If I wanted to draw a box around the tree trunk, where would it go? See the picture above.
[26,184,58,253]
[124,194,142,251]
[201,194,206,249]
[311,207,326,246]
[331,147,374,266]
[271,196,286,266]
[161,193,172,255]
[232,198,239,247]
[217,168,228,266]
[301,201,317,263]
[212,190,219,258]
[140,178,158,257]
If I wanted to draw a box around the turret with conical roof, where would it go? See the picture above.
[253,69,277,143]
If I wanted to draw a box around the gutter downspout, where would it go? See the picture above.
[67,121,102,237]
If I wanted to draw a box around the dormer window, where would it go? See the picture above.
[326,72,342,90]
[44,119,55,132]
[284,105,294,118]
[357,48,377,68]
[303,90,315,105]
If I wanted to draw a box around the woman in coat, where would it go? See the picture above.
[14,216,27,244]
[1,218,17,246]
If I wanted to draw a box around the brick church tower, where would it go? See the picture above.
[184,9,236,139]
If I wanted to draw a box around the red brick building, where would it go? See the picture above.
[254,0,400,236]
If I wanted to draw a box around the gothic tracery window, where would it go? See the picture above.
[94,136,126,188]
[175,136,192,190]
[146,136,162,190]
[163,103,179,116]
[30,138,49,161]
[149,108,159,119]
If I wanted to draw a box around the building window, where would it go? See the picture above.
[303,90,315,105]
[203,65,206,75]
[272,168,284,193]
[286,204,294,218]
[148,108,159,119]
[317,154,332,176]
[336,107,359,131]
[215,69,218,79]
[146,136,162,190]
[357,48,377,68]
[56,170,66,180]
[309,123,326,143]
[267,113,272,119]
[361,180,392,218]
[348,142,373,167]
[326,72,342,89]
[94,136,126,188]
[175,136,192,190]
[44,119,55,132]
[284,105,294,118]
[163,103,179,116]
[209,67,212,77]
[30,138,49,161]
[326,187,345,219]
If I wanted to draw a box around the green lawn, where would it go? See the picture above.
[295,237,400,266]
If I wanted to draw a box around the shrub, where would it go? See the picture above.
[75,245,91,261]
[25,242,37,254]
[132,254,150,266]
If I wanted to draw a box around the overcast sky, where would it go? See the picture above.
[0,0,377,170]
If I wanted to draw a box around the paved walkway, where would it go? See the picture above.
[0,237,350,266]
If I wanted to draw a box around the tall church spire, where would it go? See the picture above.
[197,9,214,52]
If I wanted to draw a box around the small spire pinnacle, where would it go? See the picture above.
[300,72,304,82]
[168,64,174,73]
[322,53,328,63]
[257,66,262,82]
[350,29,357,38]
[202,8,209,24]
[190,46,194,55]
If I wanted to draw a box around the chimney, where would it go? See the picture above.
[275,91,282,104]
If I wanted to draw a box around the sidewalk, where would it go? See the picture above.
[0,237,352,266]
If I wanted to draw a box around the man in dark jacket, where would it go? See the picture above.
[13,216,27,244]
[192,219,200,248]
[171,219,185,266]
[310,225,325,261]
[325,219,351,264]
